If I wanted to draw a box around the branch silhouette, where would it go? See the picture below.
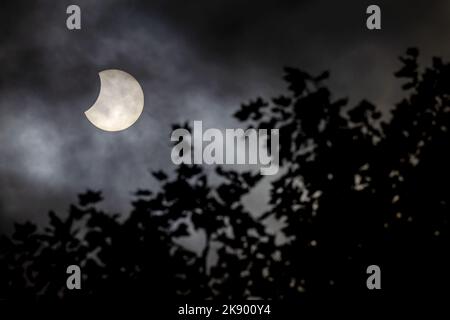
[1,48,449,300]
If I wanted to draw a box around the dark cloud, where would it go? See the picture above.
[1,0,450,232]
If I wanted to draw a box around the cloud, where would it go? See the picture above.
[1,0,450,231]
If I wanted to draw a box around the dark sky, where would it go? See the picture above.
[1,0,450,233]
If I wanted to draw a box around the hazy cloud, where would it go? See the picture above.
[1,0,450,232]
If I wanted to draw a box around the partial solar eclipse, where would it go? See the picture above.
[85,69,144,132]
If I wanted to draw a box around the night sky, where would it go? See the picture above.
[1,0,450,233]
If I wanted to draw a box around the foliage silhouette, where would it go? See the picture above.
[1,48,449,300]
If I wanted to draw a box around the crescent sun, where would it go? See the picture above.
[85,69,144,132]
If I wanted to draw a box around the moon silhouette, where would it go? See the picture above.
[85,69,144,132]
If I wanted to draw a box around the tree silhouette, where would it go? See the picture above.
[0,164,265,300]
[0,48,449,300]
[234,48,450,297]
